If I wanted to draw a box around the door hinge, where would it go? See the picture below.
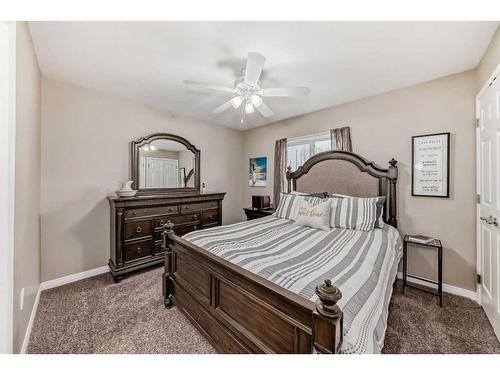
[476,118,480,128]
[476,194,481,204]
[477,274,482,284]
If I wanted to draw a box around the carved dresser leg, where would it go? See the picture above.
[312,279,343,354]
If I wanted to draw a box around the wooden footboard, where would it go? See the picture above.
[161,222,343,354]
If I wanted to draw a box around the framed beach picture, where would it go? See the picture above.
[249,157,267,187]
[412,132,450,198]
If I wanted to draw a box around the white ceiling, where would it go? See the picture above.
[29,21,498,130]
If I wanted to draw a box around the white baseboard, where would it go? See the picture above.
[396,272,477,301]
[20,265,109,353]
[40,265,109,291]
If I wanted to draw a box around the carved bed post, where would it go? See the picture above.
[388,158,398,228]
[286,166,292,193]
[312,279,343,354]
[162,220,175,308]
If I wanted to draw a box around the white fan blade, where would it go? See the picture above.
[244,53,266,86]
[212,99,233,114]
[184,80,235,94]
[256,102,274,118]
[261,87,310,97]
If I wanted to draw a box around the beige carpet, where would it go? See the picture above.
[28,266,500,354]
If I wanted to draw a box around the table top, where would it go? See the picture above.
[404,234,442,248]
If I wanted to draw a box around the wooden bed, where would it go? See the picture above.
[161,150,398,354]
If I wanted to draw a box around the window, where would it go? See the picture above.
[287,132,331,171]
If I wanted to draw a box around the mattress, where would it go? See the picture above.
[183,215,403,354]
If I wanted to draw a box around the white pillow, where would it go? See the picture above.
[274,193,326,221]
[294,199,331,231]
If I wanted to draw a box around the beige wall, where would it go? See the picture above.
[477,24,500,86]
[13,22,41,353]
[40,78,244,281]
[38,28,500,291]
[243,70,478,291]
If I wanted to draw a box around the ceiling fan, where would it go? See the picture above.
[185,52,310,123]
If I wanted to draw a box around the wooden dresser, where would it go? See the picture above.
[108,192,225,282]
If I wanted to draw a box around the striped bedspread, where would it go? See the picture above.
[183,215,403,354]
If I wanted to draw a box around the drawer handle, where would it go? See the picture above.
[159,220,165,226]
[137,247,142,253]
[185,206,189,210]
[193,226,198,230]
[132,211,137,216]
[135,226,143,233]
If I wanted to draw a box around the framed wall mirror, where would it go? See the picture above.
[130,133,200,193]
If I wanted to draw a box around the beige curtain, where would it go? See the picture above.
[273,138,288,207]
[330,126,353,151]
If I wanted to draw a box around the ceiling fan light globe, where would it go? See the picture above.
[231,96,243,109]
[250,94,263,108]
[245,102,255,114]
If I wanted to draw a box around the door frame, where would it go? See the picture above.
[0,21,16,354]
[475,62,500,305]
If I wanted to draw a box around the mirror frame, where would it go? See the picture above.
[130,133,200,194]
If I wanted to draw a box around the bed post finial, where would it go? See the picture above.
[162,221,175,308]
[388,158,398,228]
[312,279,343,354]
[315,279,343,318]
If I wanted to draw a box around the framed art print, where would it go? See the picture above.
[412,132,450,197]
[249,157,267,187]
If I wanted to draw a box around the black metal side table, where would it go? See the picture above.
[403,235,443,306]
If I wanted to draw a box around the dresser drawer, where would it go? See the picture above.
[124,240,153,262]
[202,209,219,225]
[125,220,153,240]
[124,205,179,218]
[180,201,218,213]
[154,213,200,229]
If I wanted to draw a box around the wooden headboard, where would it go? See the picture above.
[286,150,398,227]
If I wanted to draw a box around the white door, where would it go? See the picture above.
[145,157,178,188]
[0,21,15,354]
[163,159,179,188]
[139,156,146,188]
[478,73,500,339]
[146,157,165,188]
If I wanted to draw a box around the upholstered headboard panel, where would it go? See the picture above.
[286,151,398,227]
[294,159,380,197]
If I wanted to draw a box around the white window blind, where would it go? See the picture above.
[287,132,331,171]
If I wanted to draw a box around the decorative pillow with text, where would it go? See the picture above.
[294,199,332,231]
